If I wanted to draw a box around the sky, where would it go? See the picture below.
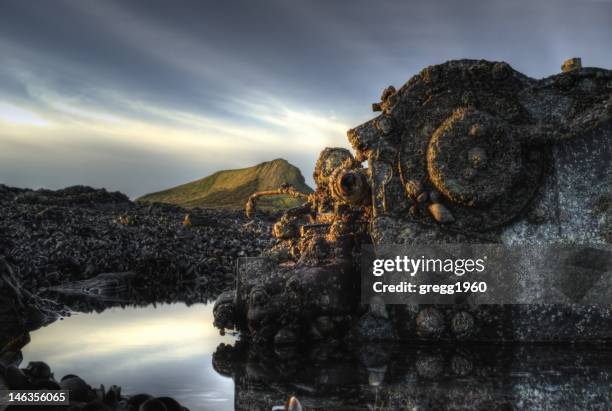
[0,0,611,198]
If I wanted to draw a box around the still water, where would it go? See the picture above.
[21,303,236,411]
[16,302,612,410]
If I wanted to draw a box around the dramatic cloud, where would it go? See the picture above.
[1,0,611,196]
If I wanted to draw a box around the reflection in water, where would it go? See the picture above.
[7,302,612,410]
[20,303,236,411]
[213,341,612,410]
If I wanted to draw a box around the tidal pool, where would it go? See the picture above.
[20,303,236,411]
[13,301,612,410]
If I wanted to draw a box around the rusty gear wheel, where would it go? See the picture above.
[427,108,522,207]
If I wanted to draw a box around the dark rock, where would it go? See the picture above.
[5,365,30,389]
[416,308,446,338]
[60,375,92,402]
[451,354,474,376]
[0,259,30,343]
[415,354,445,379]
[352,312,398,341]
[14,185,131,208]
[139,398,168,411]
[491,62,511,80]
[38,379,61,390]
[127,394,155,410]
[429,191,442,203]
[416,192,428,203]
[451,311,475,337]
[314,316,335,335]
[156,397,182,411]
[25,361,51,379]
[61,374,79,381]
[274,327,298,345]
[368,297,389,319]
[0,185,274,303]
[82,400,112,411]
[104,385,122,405]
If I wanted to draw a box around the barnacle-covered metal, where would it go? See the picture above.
[348,59,611,234]
[329,168,370,206]
[245,183,310,219]
[215,58,612,345]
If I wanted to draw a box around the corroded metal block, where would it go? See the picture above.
[214,58,612,344]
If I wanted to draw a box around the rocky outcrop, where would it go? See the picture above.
[214,58,611,344]
[0,185,275,296]
[0,358,192,411]
[12,185,131,208]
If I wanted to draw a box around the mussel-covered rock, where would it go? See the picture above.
[1,184,275,302]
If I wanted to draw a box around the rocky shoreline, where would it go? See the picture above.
[0,184,276,331]
[1,352,194,411]
[0,184,280,410]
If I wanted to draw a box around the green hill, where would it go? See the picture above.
[137,159,313,209]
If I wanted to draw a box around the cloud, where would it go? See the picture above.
[0,0,611,196]
[0,102,50,127]
[0,79,350,195]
